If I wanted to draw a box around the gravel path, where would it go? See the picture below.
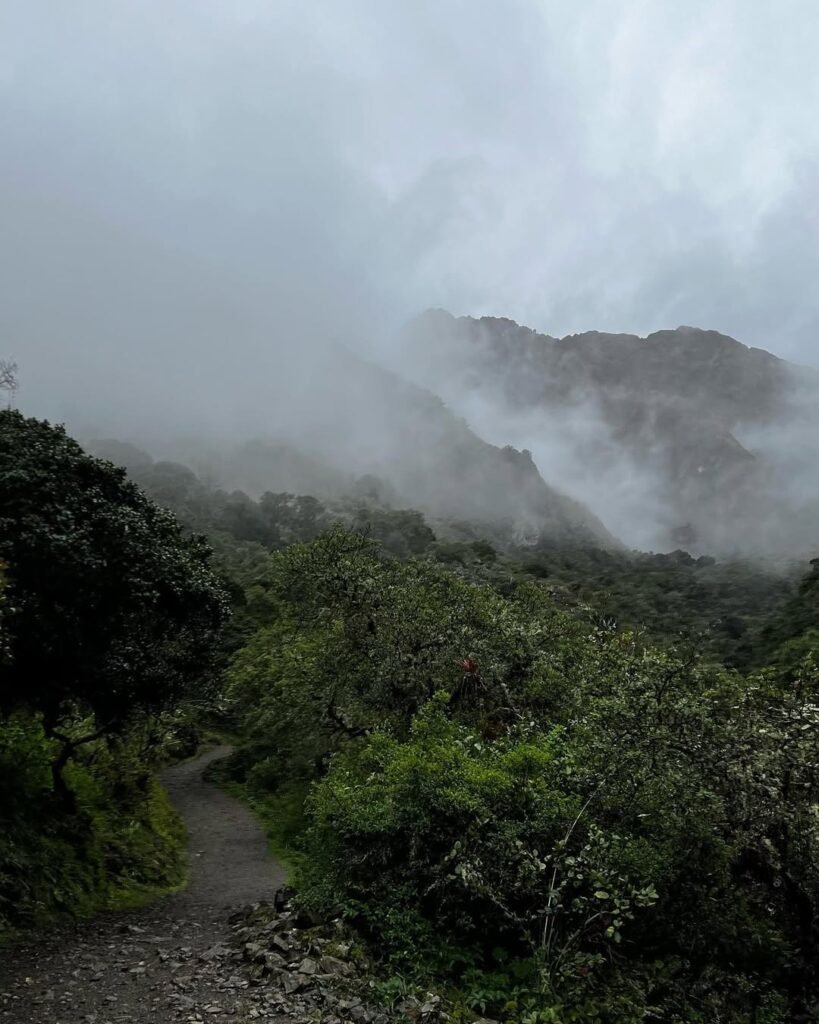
[0,746,288,1024]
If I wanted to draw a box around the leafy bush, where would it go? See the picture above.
[227,532,819,1021]
[302,701,658,968]
[0,713,186,940]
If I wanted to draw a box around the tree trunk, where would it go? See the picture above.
[42,714,113,813]
[50,743,77,812]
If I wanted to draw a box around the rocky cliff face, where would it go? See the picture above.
[402,310,819,554]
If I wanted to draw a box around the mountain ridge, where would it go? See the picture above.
[402,310,819,554]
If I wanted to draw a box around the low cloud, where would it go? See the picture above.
[1,1,818,545]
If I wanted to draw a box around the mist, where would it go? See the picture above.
[419,389,672,552]
[3,1,819,553]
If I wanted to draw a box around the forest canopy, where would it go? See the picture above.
[0,410,229,732]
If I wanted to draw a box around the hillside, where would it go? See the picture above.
[403,310,819,554]
[92,346,617,552]
[80,447,806,671]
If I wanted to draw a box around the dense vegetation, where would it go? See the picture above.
[4,420,819,1021]
[758,558,819,668]
[219,530,819,1022]
[111,450,804,670]
[0,412,228,937]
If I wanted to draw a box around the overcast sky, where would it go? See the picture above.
[2,0,819,427]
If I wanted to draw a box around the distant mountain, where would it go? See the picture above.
[402,310,819,554]
[91,344,617,551]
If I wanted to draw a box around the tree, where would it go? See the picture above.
[0,411,229,797]
[0,361,18,409]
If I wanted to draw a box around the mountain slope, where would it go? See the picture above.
[93,344,617,551]
[402,310,819,554]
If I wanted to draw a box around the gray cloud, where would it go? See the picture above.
[2,0,818,432]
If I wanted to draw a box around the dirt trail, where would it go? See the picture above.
[0,746,287,1023]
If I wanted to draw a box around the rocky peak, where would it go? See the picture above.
[401,310,819,555]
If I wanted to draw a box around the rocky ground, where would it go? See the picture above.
[0,747,427,1024]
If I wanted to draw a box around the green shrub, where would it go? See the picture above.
[222,532,819,1020]
[299,657,819,1019]
[0,714,186,940]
